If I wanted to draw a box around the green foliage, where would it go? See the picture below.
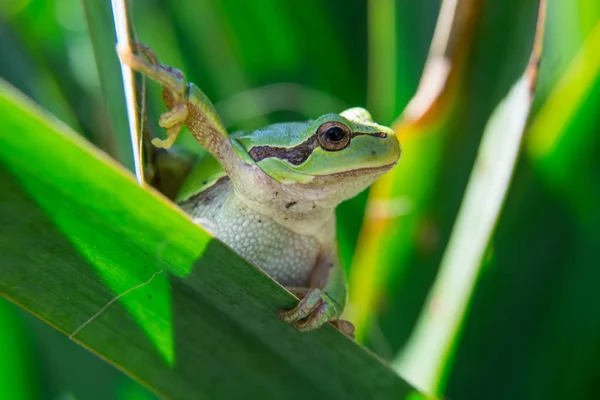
[0,80,417,398]
[0,0,598,399]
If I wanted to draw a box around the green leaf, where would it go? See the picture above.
[348,0,485,342]
[390,0,544,393]
[0,79,423,399]
[526,17,600,224]
[393,59,538,395]
[81,0,135,170]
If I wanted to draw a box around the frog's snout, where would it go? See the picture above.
[382,126,402,164]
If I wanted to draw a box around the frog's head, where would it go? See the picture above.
[233,107,401,207]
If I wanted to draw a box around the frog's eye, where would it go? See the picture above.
[316,122,351,151]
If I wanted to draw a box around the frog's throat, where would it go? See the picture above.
[232,182,337,237]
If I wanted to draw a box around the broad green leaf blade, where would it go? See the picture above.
[0,80,422,399]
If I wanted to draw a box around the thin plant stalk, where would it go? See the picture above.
[111,0,143,183]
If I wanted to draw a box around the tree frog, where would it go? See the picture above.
[118,43,401,335]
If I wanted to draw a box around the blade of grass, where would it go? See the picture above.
[165,0,267,129]
[0,0,110,147]
[518,11,600,398]
[0,300,38,400]
[347,0,482,342]
[392,2,547,394]
[367,0,396,122]
[526,18,600,223]
[111,0,143,183]
[0,79,422,399]
[0,3,80,132]
[214,83,348,127]
[82,0,135,171]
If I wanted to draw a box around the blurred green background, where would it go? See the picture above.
[0,0,598,399]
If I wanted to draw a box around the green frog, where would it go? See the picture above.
[118,43,401,335]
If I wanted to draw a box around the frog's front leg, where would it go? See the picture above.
[118,43,188,148]
[118,43,235,167]
[279,251,355,337]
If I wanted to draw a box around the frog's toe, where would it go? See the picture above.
[151,124,182,149]
[278,288,342,331]
[151,103,189,149]
[278,289,323,323]
[158,103,189,130]
[291,302,338,332]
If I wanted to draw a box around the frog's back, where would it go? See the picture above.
[174,123,311,203]
[176,153,226,203]
[178,177,320,286]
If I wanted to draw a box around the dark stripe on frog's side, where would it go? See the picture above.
[247,131,388,165]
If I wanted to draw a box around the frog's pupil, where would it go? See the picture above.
[326,127,345,142]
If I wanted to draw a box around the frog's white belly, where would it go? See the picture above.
[179,178,319,286]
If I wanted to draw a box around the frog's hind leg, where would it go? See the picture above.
[279,289,355,337]
[279,288,342,331]
[118,42,188,149]
[279,251,355,337]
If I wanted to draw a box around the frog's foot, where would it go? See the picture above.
[279,288,345,332]
[153,103,188,149]
[117,42,189,149]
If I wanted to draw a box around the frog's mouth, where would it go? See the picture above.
[309,161,398,181]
